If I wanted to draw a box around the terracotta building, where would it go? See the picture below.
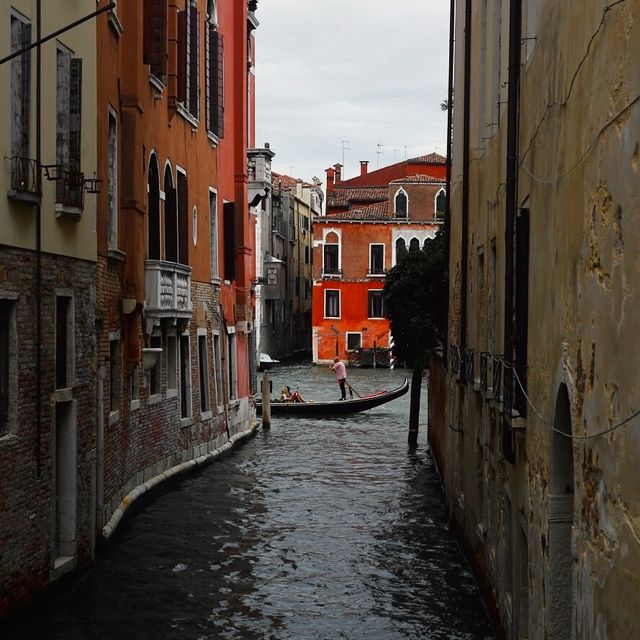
[429,1,640,639]
[95,0,259,549]
[0,0,98,617]
[312,159,446,365]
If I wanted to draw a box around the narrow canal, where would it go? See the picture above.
[6,364,494,640]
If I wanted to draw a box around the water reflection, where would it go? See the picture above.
[5,363,493,640]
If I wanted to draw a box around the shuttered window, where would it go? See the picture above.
[177,170,189,265]
[10,16,31,161]
[223,202,236,281]
[178,4,200,118]
[69,58,82,171]
[207,27,224,138]
[143,0,167,80]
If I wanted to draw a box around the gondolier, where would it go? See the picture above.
[330,357,347,400]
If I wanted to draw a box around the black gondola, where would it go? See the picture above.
[256,377,409,417]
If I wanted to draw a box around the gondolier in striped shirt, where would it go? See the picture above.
[330,357,348,400]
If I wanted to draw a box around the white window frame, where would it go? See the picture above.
[435,187,446,217]
[367,289,385,319]
[324,289,340,319]
[197,328,211,417]
[209,187,219,280]
[394,188,409,217]
[192,206,198,246]
[369,243,385,275]
[227,327,237,402]
[55,291,75,391]
[179,331,193,422]
[346,332,362,352]
[166,334,178,398]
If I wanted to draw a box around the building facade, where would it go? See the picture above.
[0,0,98,616]
[313,161,445,365]
[95,0,259,539]
[252,160,322,361]
[429,1,640,639]
[0,0,261,619]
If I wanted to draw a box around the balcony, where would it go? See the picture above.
[144,260,193,334]
[6,156,42,204]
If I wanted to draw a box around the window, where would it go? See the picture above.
[0,300,16,436]
[56,296,73,389]
[164,164,178,262]
[227,332,237,401]
[148,154,161,260]
[107,108,118,248]
[394,189,408,217]
[178,1,200,119]
[179,334,192,418]
[368,290,384,318]
[143,0,167,81]
[304,278,310,299]
[206,1,224,137]
[56,47,83,208]
[198,332,210,413]
[209,189,219,279]
[304,245,310,264]
[323,244,339,274]
[477,246,485,290]
[10,15,31,187]
[149,335,162,396]
[325,290,340,318]
[167,336,177,390]
[409,237,420,252]
[223,201,236,280]
[346,333,361,351]
[213,332,223,408]
[109,336,120,418]
[177,168,189,265]
[435,188,446,218]
[395,237,407,261]
[369,244,384,274]
[301,214,309,231]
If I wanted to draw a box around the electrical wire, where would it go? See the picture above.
[519,0,630,165]
[500,358,639,440]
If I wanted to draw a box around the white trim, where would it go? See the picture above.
[192,206,198,246]
[323,289,341,319]
[393,187,409,217]
[368,242,385,274]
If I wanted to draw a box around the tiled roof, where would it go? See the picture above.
[407,152,447,164]
[389,174,446,185]
[272,172,312,190]
[324,201,390,221]
[327,186,387,208]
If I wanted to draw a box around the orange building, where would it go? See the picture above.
[95,0,258,540]
[312,160,446,365]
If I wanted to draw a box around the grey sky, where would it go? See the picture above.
[255,0,450,185]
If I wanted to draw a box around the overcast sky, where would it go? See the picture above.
[254,0,450,185]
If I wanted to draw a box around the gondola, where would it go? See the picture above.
[256,377,409,417]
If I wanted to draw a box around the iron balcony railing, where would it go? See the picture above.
[56,168,85,209]
[7,156,42,197]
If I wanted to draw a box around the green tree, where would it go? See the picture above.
[384,228,447,446]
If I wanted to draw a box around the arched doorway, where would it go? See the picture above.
[164,164,178,262]
[548,384,574,639]
[147,154,161,260]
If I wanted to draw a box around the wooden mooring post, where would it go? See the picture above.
[261,371,271,429]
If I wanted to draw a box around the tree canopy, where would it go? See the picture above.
[383,229,447,368]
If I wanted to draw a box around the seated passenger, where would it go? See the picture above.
[280,386,292,402]
[290,390,305,403]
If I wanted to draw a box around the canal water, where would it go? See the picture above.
[6,363,494,640]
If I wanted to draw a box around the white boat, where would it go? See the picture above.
[258,353,279,371]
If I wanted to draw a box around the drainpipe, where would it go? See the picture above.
[504,0,522,372]
[460,0,472,383]
[35,0,42,477]
[443,0,455,369]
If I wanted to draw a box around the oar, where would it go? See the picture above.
[346,381,362,398]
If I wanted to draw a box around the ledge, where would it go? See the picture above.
[50,556,76,582]
[130,399,140,412]
[148,393,162,406]
[148,74,165,95]
[180,417,194,428]
[176,103,199,129]
[7,190,40,205]
[166,388,178,399]
[55,203,83,221]
[108,9,124,37]
[109,410,121,427]
[108,248,126,262]
[101,420,260,541]
[0,434,18,449]
[54,388,74,403]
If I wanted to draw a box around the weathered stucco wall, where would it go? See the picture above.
[434,1,640,639]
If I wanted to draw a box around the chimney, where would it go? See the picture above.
[360,160,369,177]
[325,167,336,194]
[334,163,343,184]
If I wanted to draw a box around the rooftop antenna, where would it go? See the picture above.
[376,143,386,168]
[341,140,351,170]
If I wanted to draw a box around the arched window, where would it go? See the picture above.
[395,237,407,256]
[147,154,160,260]
[409,237,420,252]
[394,189,408,217]
[164,163,178,262]
[435,188,446,218]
